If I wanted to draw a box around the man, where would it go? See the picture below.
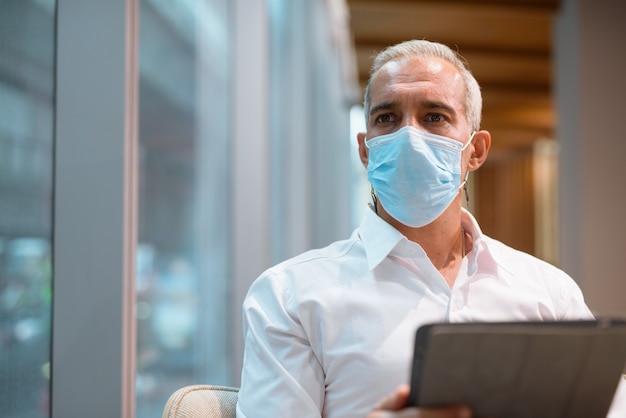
[236,40,625,417]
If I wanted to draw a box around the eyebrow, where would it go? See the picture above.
[369,101,396,117]
[421,100,457,115]
[369,100,458,117]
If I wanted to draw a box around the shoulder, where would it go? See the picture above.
[274,234,362,274]
[479,235,592,319]
[482,235,568,278]
[245,232,365,303]
[242,233,370,332]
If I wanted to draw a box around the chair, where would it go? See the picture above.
[162,385,239,418]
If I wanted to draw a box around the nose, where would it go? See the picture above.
[402,116,424,132]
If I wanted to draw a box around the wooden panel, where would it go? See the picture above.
[476,149,536,254]
[348,1,555,52]
[485,128,553,153]
[462,50,551,89]
[482,105,554,130]
[481,88,554,149]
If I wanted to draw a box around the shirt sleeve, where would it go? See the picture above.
[549,266,594,320]
[236,270,325,418]
[560,282,594,320]
[607,376,626,418]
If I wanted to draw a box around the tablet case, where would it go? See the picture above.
[407,319,626,418]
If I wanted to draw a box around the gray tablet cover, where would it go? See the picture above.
[407,319,626,418]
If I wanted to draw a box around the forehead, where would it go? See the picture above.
[369,56,466,111]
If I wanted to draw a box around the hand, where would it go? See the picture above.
[366,385,472,418]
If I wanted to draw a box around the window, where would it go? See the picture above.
[0,1,56,417]
[136,1,233,415]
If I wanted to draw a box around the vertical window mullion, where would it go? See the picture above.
[52,0,138,417]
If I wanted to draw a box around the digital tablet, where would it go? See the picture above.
[407,319,626,418]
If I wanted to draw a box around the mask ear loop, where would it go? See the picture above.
[461,171,470,209]
[460,131,476,210]
[370,185,378,214]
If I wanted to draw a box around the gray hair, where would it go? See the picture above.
[363,40,482,131]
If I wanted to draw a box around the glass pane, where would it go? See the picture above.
[136,1,233,416]
[0,0,56,417]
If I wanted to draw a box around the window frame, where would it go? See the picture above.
[52,0,138,416]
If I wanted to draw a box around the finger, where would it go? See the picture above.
[374,385,411,411]
[416,405,472,418]
[367,405,471,418]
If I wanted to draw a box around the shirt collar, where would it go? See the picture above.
[358,206,507,272]
[358,206,406,270]
[462,208,510,275]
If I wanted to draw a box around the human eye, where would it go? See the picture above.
[374,113,396,125]
[426,113,445,123]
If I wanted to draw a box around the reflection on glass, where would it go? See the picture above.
[137,1,233,416]
[0,1,56,417]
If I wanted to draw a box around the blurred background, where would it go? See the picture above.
[1,0,624,417]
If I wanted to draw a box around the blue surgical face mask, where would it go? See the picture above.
[366,126,474,228]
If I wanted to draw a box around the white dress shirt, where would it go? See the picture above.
[236,207,625,418]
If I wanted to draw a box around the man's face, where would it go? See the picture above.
[366,56,470,144]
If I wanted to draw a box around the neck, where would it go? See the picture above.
[377,198,468,286]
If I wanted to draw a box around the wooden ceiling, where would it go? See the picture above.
[346,0,561,155]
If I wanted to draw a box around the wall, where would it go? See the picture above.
[555,0,626,317]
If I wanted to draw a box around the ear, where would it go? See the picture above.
[357,132,369,168]
[467,130,491,171]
